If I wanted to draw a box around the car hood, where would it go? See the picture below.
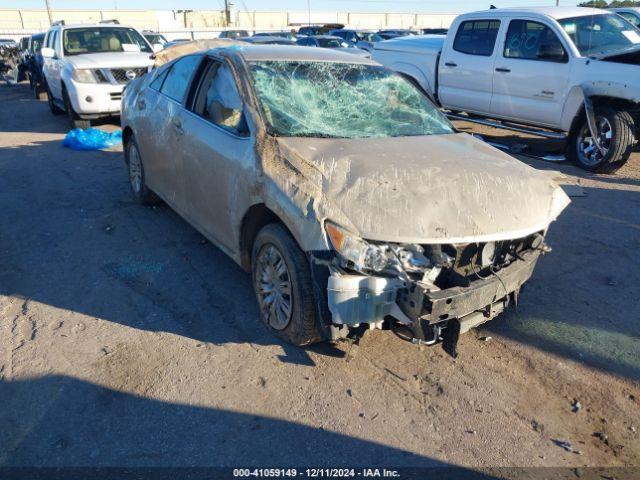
[67,51,154,69]
[274,133,570,244]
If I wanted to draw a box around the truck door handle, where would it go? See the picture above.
[173,119,184,134]
[444,62,457,67]
[137,99,146,110]
[495,67,511,73]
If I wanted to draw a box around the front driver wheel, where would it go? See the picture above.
[46,84,65,116]
[63,87,90,130]
[569,106,635,174]
[251,223,321,346]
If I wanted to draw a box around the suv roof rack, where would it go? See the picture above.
[99,19,120,24]
[51,20,65,26]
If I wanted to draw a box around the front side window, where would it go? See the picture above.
[32,37,43,52]
[62,27,151,56]
[248,61,453,139]
[504,20,567,61]
[358,32,382,42]
[558,14,640,56]
[618,12,640,28]
[453,20,501,56]
[317,38,344,48]
[159,55,202,103]
[192,60,246,134]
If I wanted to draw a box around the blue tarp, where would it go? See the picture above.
[62,128,122,151]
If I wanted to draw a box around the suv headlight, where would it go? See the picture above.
[72,69,98,84]
[325,222,389,272]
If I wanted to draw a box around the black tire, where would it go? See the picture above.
[46,83,65,116]
[35,85,47,101]
[568,106,635,174]
[123,135,161,205]
[251,223,321,346]
[62,87,90,129]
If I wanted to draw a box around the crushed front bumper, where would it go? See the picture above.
[397,249,540,338]
[321,249,541,351]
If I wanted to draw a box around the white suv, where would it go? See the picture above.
[42,21,157,129]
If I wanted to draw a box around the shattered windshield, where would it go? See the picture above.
[558,14,640,56]
[248,61,453,138]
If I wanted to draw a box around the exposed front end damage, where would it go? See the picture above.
[317,232,550,356]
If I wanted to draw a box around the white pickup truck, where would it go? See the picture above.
[373,7,640,173]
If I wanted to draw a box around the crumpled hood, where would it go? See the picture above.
[275,133,570,244]
[67,52,154,69]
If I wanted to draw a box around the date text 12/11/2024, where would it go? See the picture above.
[233,469,401,478]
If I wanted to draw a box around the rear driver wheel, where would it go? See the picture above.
[124,135,160,205]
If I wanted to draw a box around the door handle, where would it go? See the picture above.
[444,62,457,67]
[173,119,184,135]
[495,67,511,73]
[137,99,146,110]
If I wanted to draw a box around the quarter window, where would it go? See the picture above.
[504,20,566,61]
[453,20,501,56]
[159,55,202,103]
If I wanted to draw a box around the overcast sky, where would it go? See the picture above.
[1,1,579,14]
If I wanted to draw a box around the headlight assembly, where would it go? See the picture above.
[325,221,389,273]
[71,69,98,84]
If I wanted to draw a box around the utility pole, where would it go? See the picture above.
[224,0,231,27]
[44,0,53,25]
[307,0,311,26]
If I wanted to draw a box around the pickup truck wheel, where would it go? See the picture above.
[251,224,321,346]
[63,87,90,130]
[570,107,635,174]
[124,136,161,205]
[46,84,64,116]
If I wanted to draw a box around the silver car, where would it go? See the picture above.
[121,46,569,355]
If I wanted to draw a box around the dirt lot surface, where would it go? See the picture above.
[1,83,639,471]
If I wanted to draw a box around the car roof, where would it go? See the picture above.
[610,7,640,12]
[460,6,609,21]
[217,44,378,64]
[306,35,341,39]
[52,23,136,30]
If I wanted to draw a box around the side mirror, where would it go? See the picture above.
[537,43,566,62]
[152,43,163,53]
[41,47,55,59]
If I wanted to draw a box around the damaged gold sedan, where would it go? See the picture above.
[121,45,570,355]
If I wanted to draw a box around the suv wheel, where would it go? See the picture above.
[63,87,91,130]
[124,135,160,205]
[251,224,321,346]
[568,106,635,174]
[46,84,65,116]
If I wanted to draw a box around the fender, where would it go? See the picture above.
[561,81,640,133]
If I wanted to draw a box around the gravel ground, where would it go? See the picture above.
[0,83,639,471]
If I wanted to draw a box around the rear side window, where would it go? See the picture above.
[453,20,501,56]
[504,20,566,61]
[159,55,202,103]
